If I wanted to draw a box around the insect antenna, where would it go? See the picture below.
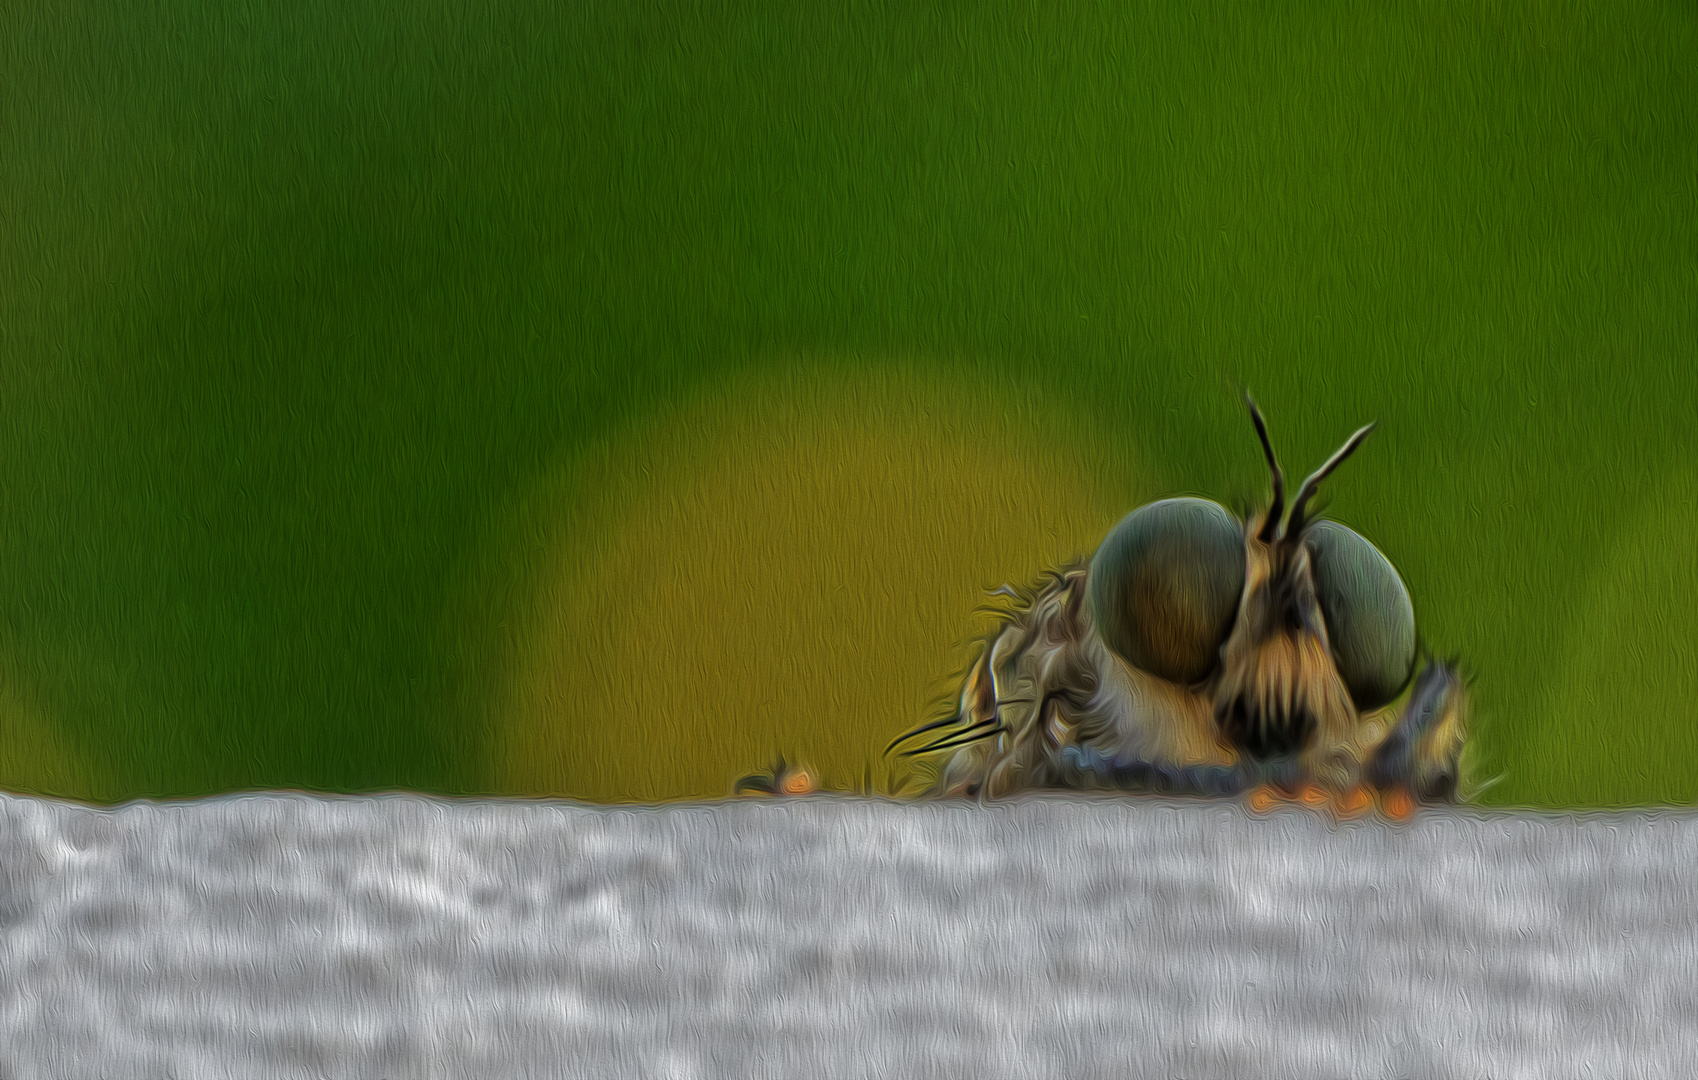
[1284,422,1375,540]
[1244,392,1285,543]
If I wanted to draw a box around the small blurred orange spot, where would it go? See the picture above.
[780,769,817,796]
[1247,786,1279,814]
[1381,787,1416,821]
[1297,784,1329,808]
[1334,786,1373,819]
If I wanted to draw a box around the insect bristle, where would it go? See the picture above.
[903,722,1008,756]
[885,626,1019,757]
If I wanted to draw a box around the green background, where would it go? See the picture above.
[3,1,1694,808]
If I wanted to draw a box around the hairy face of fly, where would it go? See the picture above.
[1209,405,1378,775]
[1212,531,1356,762]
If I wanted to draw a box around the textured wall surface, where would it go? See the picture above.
[1,792,1693,1079]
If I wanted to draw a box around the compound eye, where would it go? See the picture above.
[1088,498,1245,684]
[1304,520,1417,710]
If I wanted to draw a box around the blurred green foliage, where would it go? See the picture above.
[1,0,1693,806]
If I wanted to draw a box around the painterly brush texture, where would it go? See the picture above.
[2,793,1695,1075]
[1,1,1694,806]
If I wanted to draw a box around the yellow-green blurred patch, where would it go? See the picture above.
[481,362,1145,802]
[0,656,113,801]
[1527,467,1698,807]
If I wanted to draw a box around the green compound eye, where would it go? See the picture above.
[1088,497,1246,685]
[1304,519,1417,710]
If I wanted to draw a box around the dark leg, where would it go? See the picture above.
[1365,661,1470,802]
[1059,744,1278,798]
